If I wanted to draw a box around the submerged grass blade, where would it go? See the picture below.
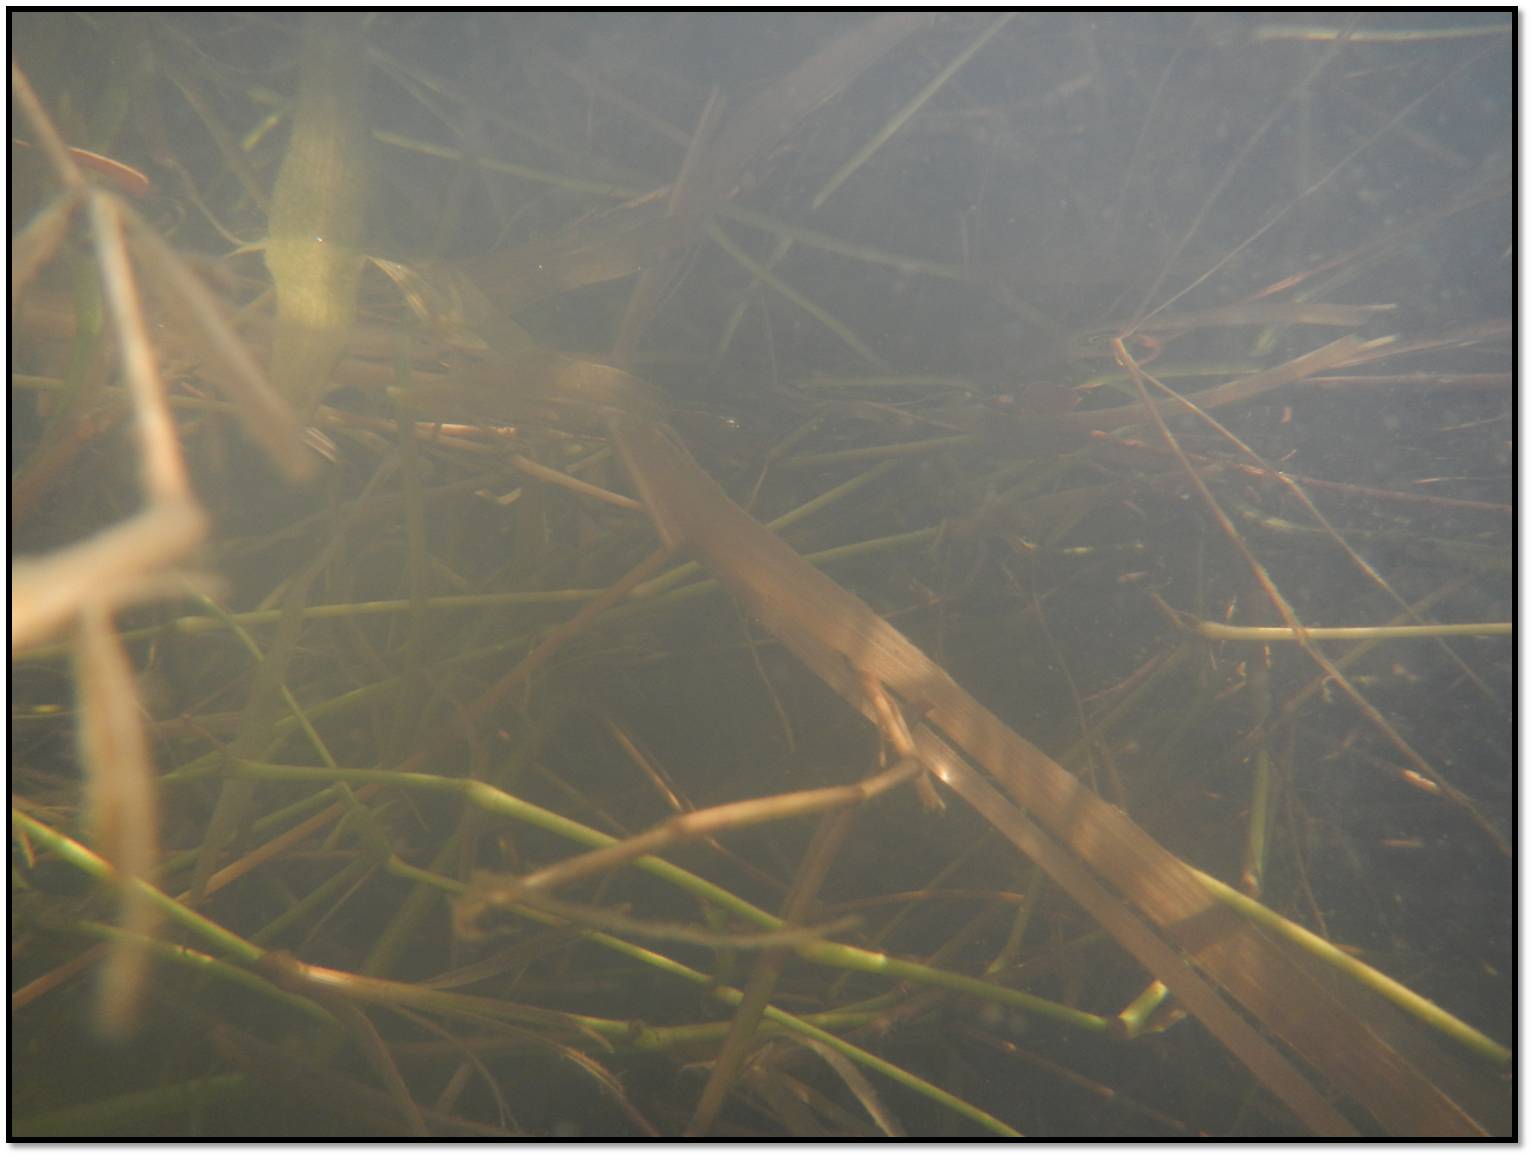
[264,12,370,418]
[73,603,161,1038]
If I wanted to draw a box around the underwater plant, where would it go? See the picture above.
[12,12,1510,1138]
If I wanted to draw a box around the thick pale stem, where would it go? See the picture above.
[264,12,369,417]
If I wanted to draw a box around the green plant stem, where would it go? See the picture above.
[235,760,1107,1033]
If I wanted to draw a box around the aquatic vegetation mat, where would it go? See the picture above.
[11,12,1510,1138]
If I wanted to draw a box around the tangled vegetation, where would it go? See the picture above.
[12,13,1510,1137]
